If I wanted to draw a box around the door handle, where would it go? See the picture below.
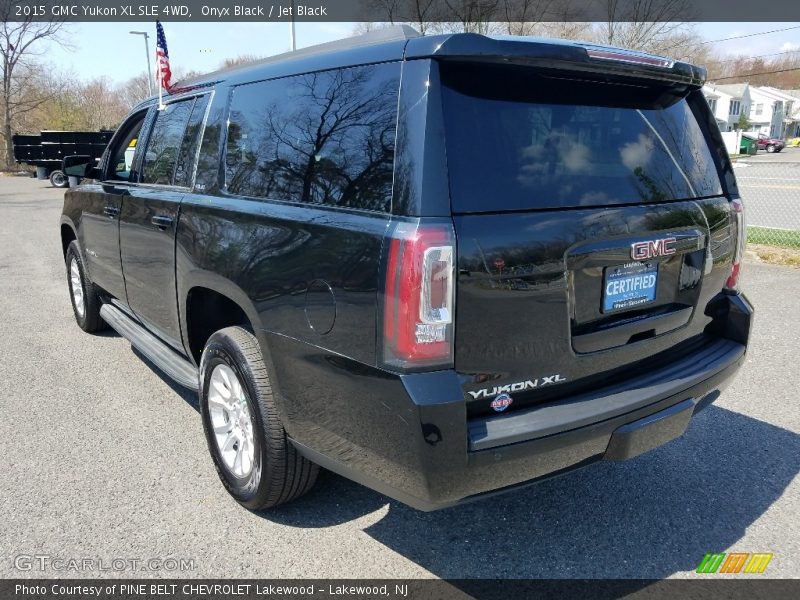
[151,215,174,229]
[103,205,120,218]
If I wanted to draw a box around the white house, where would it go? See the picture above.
[785,89,800,138]
[757,87,800,138]
[702,83,751,131]
[748,86,789,137]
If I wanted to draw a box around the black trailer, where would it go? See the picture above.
[12,130,113,187]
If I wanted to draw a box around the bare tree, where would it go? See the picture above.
[119,72,152,109]
[500,0,556,36]
[438,0,500,34]
[355,1,443,35]
[0,3,68,167]
[602,0,695,52]
[400,0,443,33]
[219,54,263,69]
[80,77,128,129]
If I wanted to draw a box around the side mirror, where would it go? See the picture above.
[62,155,101,180]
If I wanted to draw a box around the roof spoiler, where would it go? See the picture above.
[405,34,706,88]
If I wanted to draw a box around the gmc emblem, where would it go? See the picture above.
[631,238,676,261]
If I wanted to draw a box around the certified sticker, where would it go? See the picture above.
[490,393,513,412]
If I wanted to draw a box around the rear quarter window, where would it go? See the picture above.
[224,63,401,212]
[441,64,723,212]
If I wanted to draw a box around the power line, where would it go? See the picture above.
[712,67,800,81]
[663,25,800,53]
[699,25,800,45]
[707,49,800,65]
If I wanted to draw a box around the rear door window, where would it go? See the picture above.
[140,99,195,186]
[173,94,210,187]
[224,63,401,212]
[441,64,723,212]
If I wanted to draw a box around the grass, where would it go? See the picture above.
[747,226,800,249]
[748,244,800,267]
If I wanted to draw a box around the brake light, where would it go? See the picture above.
[586,48,674,69]
[383,221,455,370]
[725,198,745,292]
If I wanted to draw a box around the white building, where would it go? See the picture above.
[757,87,800,138]
[702,83,751,131]
[785,89,800,138]
[748,86,790,138]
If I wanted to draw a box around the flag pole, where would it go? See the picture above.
[156,20,169,110]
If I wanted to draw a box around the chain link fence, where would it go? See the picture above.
[735,150,800,249]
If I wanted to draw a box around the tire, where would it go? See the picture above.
[199,326,319,510]
[766,144,776,153]
[65,241,106,333]
[50,170,68,188]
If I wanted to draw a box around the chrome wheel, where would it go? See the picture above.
[208,364,256,478]
[69,258,85,318]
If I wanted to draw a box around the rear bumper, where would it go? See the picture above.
[290,293,752,511]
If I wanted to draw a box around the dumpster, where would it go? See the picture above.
[740,135,758,155]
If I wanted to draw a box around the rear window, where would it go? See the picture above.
[225,63,400,212]
[441,64,722,212]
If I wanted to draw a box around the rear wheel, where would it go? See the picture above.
[199,326,319,509]
[65,241,105,333]
[50,170,68,188]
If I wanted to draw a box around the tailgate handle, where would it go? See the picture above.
[573,307,692,354]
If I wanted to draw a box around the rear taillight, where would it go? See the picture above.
[382,220,456,370]
[725,198,745,292]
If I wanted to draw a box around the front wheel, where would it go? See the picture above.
[766,144,776,153]
[199,326,319,509]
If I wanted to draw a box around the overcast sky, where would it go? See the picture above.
[37,21,800,84]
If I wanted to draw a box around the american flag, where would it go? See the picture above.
[155,21,172,92]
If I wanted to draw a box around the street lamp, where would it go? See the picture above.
[129,31,154,96]
[290,15,296,52]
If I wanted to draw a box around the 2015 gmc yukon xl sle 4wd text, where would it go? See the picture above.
[60,27,753,511]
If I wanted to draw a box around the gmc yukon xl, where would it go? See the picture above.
[60,27,753,511]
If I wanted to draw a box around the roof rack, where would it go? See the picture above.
[176,25,421,88]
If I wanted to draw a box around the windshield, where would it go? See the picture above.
[440,64,723,212]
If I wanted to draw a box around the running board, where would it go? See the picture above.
[100,303,199,391]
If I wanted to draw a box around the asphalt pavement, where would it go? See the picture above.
[0,175,798,580]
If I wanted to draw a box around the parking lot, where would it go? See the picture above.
[0,175,798,580]
[735,147,800,231]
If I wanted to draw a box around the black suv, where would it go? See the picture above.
[60,27,752,511]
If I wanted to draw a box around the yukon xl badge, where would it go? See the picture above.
[468,374,567,400]
[490,394,513,412]
[631,238,676,261]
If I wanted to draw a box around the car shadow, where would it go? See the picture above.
[259,405,799,582]
[130,346,200,411]
[116,337,797,583]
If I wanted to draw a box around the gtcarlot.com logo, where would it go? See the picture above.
[696,552,773,574]
[14,554,196,573]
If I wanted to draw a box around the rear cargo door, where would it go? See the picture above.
[439,63,737,417]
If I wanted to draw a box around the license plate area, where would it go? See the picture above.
[602,262,658,313]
